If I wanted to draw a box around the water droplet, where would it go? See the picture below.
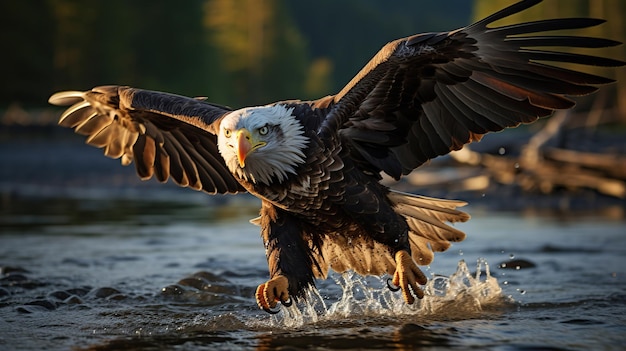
[481,193,486,198]
[514,162,520,169]
[503,281,508,285]
[498,147,506,155]
[509,254,515,259]
[519,290,526,295]
[458,250,464,256]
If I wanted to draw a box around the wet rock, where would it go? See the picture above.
[0,273,46,289]
[191,271,229,283]
[89,287,125,300]
[66,287,91,296]
[17,299,57,313]
[0,287,10,298]
[0,266,30,275]
[498,258,537,270]
[49,290,72,301]
[161,284,186,296]
[27,299,57,310]
[106,293,127,301]
[177,277,209,290]
[1,273,28,282]
[175,271,237,295]
[63,295,84,304]
[16,305,46,314]
[162,272,240,304]
[48,290,85,304]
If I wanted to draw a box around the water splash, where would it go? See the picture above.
[270,259,508,327]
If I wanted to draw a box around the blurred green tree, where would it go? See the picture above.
[47,0,215,97]
[5,0,621,120]
[0,0,471,110]
[285,0,470,96]
[0,1,55,106]
[203,0,309,106]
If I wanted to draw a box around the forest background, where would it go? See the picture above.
[1,0,624,122]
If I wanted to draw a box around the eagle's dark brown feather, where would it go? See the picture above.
[321,0,623,179]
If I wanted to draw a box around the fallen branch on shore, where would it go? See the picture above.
[447,108,626,199]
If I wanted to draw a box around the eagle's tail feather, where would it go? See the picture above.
[388,190,469,265]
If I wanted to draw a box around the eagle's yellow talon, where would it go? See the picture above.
[255,275,290,312]
[393,250,427,304]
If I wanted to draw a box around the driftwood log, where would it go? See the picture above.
[446,106,626,199]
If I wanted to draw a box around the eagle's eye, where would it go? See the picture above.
[258,125,269,136]
[224,128,232,138]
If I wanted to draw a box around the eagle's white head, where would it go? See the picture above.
[217,104,309,185]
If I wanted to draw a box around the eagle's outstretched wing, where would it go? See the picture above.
[319,0,624,179]
[49,85,245,194]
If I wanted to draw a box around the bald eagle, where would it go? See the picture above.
[49,0,623,313]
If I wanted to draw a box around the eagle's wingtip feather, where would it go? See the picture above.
[49,91,85,106]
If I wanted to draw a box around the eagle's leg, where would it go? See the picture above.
[391,250,427,304]
[374,198,427,303]
[344,184,428,304]
[256,201,317,313]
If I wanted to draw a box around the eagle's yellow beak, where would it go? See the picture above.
[236,128,266,168]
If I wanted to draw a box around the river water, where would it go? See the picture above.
[1,130,625,350]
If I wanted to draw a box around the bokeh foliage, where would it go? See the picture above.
[1,0,623,114]
[0,0,468,109]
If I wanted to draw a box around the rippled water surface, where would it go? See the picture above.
[1,133,625,350]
